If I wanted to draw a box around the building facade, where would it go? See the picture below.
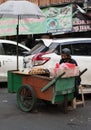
[0,0,90,39]
[0,0,85,6]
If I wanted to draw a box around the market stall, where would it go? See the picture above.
[8,65,80,113]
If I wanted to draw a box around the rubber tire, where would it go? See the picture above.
[17,84,36,112]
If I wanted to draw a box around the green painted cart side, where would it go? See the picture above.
[8,70,22,93]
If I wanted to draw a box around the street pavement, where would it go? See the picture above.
[0,86,91,130]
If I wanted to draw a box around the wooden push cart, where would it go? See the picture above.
[8,70,77,113]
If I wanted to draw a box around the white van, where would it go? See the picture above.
[24,38,91,87]
[0,39,30,82]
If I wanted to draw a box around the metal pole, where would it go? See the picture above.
[16,15,19,70]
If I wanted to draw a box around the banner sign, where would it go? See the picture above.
[0,17,46,36]
[0,4,72,36]
[73,18,91,32]
[0,4,91,37]
[73,19,91,32]
[42,4,73,34]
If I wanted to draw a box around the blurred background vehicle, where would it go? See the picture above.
[23,39,52,68]
[0,39,30,82]
[24,38,91,86]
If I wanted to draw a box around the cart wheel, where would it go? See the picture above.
[17,84,36,112]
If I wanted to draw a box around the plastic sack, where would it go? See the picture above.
[53,63,79,77]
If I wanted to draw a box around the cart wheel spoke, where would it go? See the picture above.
[17,85,36,112]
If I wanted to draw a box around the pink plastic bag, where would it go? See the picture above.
[54,62,77,77]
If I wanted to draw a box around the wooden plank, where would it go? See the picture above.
[79,87,91,94]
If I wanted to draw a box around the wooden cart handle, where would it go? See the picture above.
[41,72,65,92]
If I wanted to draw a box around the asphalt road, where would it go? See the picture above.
[0,86,91,130]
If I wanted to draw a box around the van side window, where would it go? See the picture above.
[55,45,60,55]
[72,43,91,56]
[0,43,4,55]
[2,43,28,56]
[62,43,91,56]
[86,43,91,56]
[2,43,16,55]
